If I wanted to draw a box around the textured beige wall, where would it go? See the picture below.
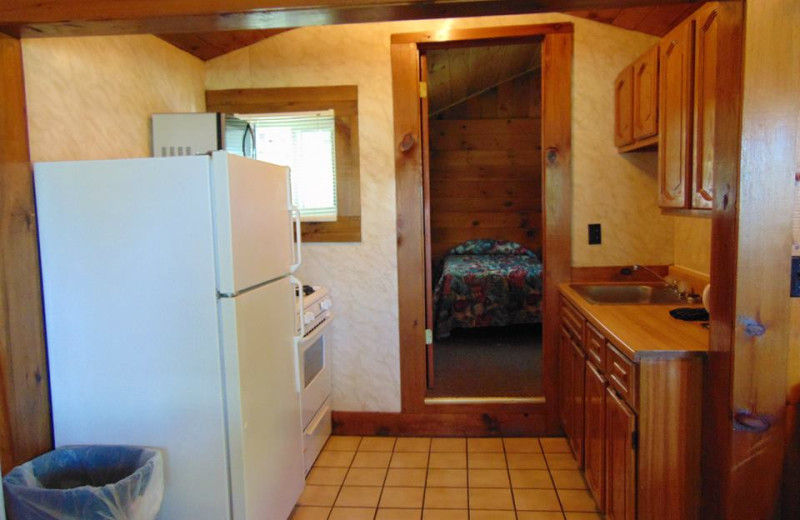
[22,35,205,162]
[206,15,667,412]
[673,216,712,274]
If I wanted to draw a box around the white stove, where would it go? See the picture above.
[294,284,333,473]
[297,285,332,337]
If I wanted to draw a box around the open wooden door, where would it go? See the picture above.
[419,52,435,389]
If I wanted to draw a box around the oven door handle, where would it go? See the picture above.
[289,275,304,393]
[297,313,335,354]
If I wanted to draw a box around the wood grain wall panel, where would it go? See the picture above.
[0,1,702,38]
[432,131,542,151]
[702,1,796,518]
[429,71,542,265]
[157,29,291,60]
[431,197,542,213]
[430,150,540,168]
[332,410,546,437]
[726,0,797,516]
[427,45,540,116]
[437,72,540,120]
[541,31,573,435]
[635,3,696,35]
[568,3,702,37]
[0,33,52,472]
[391,40,426,413]
[611,6,656,31]
[638,356,703,520]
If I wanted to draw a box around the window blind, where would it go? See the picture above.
[245,110,337,221]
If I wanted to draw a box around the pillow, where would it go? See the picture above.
[447,239,538,259]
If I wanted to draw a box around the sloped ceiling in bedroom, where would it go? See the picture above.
[426,42,541,116]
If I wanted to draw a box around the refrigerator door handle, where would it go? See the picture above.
[289,275,304,393]
[290,206,302,273]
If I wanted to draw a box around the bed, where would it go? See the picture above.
[433,239,544,339]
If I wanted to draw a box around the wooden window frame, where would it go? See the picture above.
[206,85,361,242]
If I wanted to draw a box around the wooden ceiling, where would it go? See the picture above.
[155,2,701,61]
[426,43,541,116]
[158,29,291,61]
[566,2,703,36]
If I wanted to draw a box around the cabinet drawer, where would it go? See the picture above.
[606,344,637,410]
[585,323,606,372]
[561,298,585,341]
[303,398,332,474]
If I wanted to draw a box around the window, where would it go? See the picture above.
[245,110,338,222]
[206,86,361,242]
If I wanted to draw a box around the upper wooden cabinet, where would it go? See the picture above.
[615,46,659,152]
[657,1,735,211]
[614,65,634,148]
[692,4,721,210]
[632,46,659,141]
[615,2,738,211]
[658,20,694,209]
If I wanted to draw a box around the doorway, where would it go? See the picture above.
[422,41,544,399]
[392,24,572,435]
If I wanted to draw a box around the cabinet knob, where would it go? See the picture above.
[399,133,416,152]
[733,410,772,433]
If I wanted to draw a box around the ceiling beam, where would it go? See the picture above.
[1,0,696,38]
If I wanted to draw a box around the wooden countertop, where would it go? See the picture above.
[559,283,709,361]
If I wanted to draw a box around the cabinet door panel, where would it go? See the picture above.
[559,326,573,439]
[570,339,586,466]
[633,46,659,140]
[692,5,719,209]
[614,65,634,147]
[658,21,694,208]
[605,388,637,520]
[584,362,607,511]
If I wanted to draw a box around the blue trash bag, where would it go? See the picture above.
[3,445,164,520]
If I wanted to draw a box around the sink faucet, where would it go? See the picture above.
[631,264,673,285]
[631,265,700,303]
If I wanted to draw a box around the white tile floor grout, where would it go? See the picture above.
[291,436,602,520]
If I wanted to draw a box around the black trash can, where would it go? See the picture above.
[3,445,164,520]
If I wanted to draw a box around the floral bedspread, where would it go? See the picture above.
[433,240,543,338]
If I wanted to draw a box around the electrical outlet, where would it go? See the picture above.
[791,257,800,297]
[588,223,602,245]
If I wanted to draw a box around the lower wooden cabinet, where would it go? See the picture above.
[559,327,573,448]
[569,339,586,465]
[559,324,586,468]
[559,293,704,520]
[584,361,607,511]
[605,386,637,520]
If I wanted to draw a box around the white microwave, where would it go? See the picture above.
[151,113,255,158]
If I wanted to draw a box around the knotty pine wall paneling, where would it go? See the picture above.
[429,70,542,265]
[0,33,52,473]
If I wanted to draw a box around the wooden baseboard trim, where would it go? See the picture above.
[331,411,554,437]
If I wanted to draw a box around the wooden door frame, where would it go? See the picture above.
[391,23,572,435]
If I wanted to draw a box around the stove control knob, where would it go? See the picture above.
[303,311,315,325]
[320,298,332,311]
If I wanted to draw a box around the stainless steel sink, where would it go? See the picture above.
[570,284,684,305]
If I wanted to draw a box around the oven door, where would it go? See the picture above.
[297,316,333,429]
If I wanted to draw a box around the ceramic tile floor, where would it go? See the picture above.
[291,436,602,520]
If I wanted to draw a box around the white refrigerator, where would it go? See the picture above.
[34,151,305,520]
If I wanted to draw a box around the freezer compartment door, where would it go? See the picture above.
[219,276,304,520]
[212,151,294,294]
